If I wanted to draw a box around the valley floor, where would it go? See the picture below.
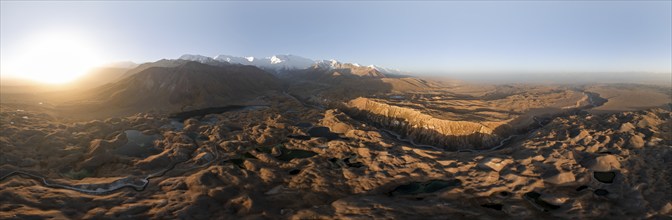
[1,83,671,219]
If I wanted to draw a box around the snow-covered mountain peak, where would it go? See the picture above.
[270,56,283,64]
[179,54,406,75]
[179,54,215,63]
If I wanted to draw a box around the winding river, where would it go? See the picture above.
[0,91,606,194]
[0,105,258,194]
[0,138,220,194]
[374,91,606,153]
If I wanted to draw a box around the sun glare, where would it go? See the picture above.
[6,31,102,84]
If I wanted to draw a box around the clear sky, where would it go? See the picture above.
[1,1,671,74]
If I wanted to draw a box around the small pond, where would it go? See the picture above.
[389,179,462,196]
[115,130,161,157]
[307,127,340,140]
[594,171,616,183]
[524,191,561,211]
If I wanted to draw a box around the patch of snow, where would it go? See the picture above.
[179,54,215,63]
[179,54,407,75]
[270,55,283,64]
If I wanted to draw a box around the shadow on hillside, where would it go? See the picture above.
[331,87,610,151]
[284,76,396,102]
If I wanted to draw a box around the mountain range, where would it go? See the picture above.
[178,54,406,76]
[38,53,425,118]
[90,61,280,114]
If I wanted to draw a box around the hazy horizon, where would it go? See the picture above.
[2,2,672,219]
[1,1,671,79]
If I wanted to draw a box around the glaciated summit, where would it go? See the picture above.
[179,54,405,75]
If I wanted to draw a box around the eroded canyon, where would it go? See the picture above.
[1,60,671,219]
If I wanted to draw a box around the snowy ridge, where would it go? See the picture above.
[207,54,314,72]
[368,65,407,75]
[179,54,407,75]
[179,54,216,63]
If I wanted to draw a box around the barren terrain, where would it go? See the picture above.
[1,61,671,219]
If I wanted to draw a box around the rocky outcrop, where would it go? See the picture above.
[345,97,507,150]
[327,62,386,78]
[1,96,671,219]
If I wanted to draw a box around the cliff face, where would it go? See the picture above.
[345,97,509,150]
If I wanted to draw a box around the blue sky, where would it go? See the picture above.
[1,1,671,73]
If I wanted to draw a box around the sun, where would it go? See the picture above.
[6,31,102,84]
